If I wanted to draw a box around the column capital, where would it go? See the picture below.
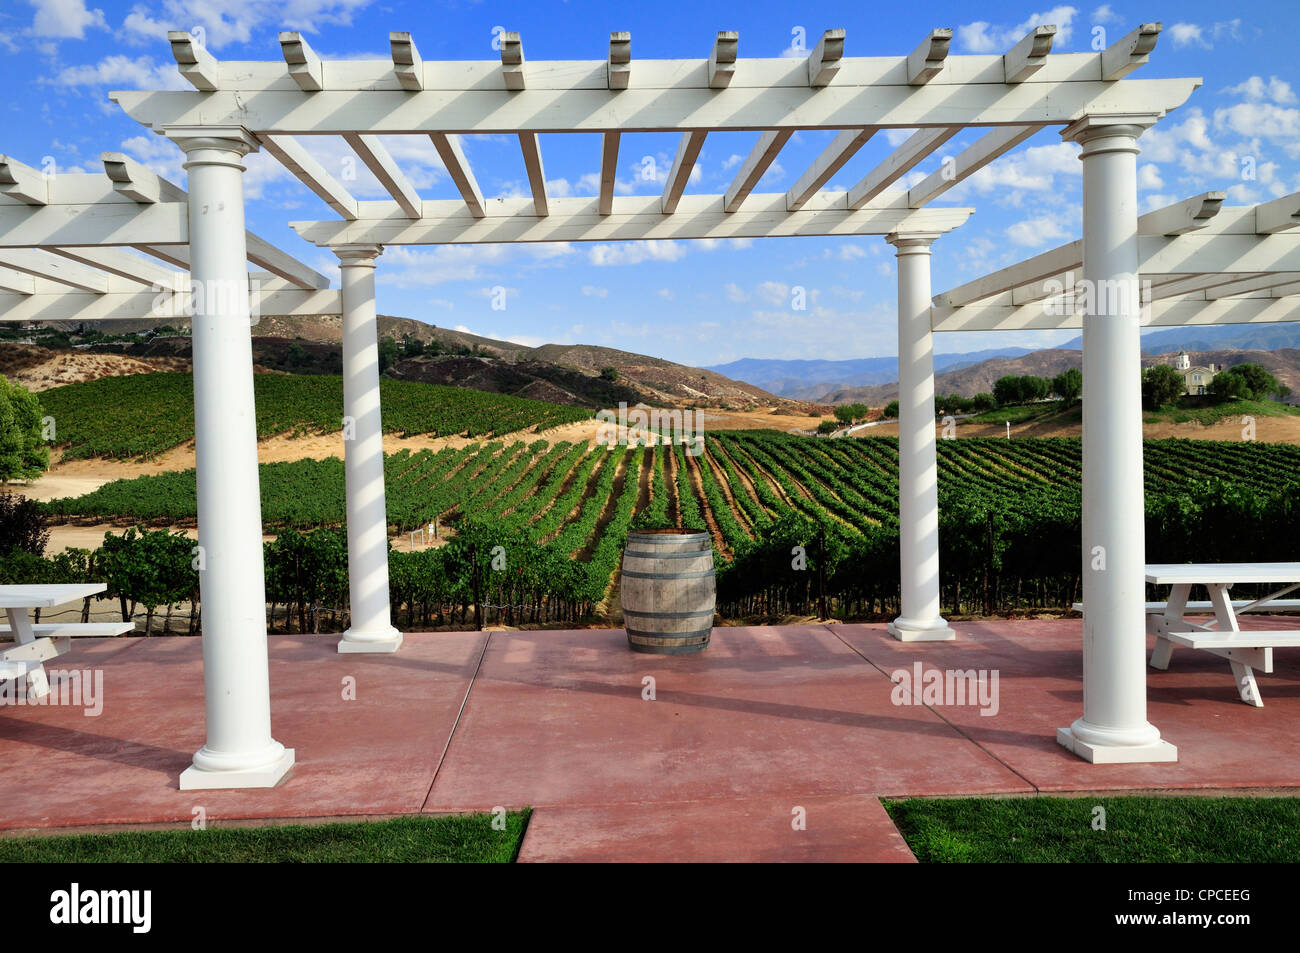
[886,232,940,254]
[334,243,384,267]
[1061,113,1161,148]
[163,125,261,156]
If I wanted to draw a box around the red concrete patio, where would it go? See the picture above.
[1,620,1298,861]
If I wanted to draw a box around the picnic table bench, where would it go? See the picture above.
[0,585,134,699]
[1144,563,1300,708]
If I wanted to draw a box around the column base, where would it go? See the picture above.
[1057,727,1178,764]
[338,627,403,654]
[887,616,955,642]
[179,748,295,791]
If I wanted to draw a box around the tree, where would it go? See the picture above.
[881,400,900,419]
[1142,364,1185,409]
[971,392,996,412]
[377,337,400,373]
[0,492,49,556]
[0,377,49,483]
[1052,367,1083,403]
[1210,363,1285,402]
[599,366,620,382]
[993,375,1023,406]
[816,419,838,434]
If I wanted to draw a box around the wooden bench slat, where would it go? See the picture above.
[1073,600,1300,612]
[1164,630,1300,650]
[0,622,135,639]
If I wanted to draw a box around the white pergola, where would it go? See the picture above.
[2,21,1203,787]
[932,191,1300,765]
[0,153,341,790]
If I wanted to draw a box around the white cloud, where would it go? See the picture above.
[581,285,608,298]
[723,282,748,303]
[1006,214,1071,247]
[47,54,190,90]
[1137,163,1164,191]
[1091,5,1120,25]
[657,288,675,301]
[29,0,106,39]
[1170,19,1243,50]
[756,281,789,306]
[1223,75,1298,106]
[1214,103,1300,148]
[588,240,686,266]
[119,0,378,50]
[957,7,1080,53]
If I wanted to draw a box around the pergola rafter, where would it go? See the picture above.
[932,194,1300,331]
[0,152,337,322]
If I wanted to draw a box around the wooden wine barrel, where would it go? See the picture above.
[621,529,716,654]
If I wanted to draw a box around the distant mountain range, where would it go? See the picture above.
[703,348,1039,401]
[706,325,1300,402]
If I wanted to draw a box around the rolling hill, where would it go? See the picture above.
[15,314,791,411]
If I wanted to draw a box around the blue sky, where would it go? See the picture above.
[3,0,1298,365]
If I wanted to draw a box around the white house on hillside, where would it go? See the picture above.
[1174,351,1219,395]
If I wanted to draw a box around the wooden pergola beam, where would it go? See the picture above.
[0,155,48,205]
[517,133,548,217]
[1102,22,1162,81]
[723,130,792,213]
[707,32,738,89]
[390,32,423,91]
[0,249,108,292]
[101,152,186,204]
[661,131,707,214]
[291,193,975,245]
[1139,190,1226,236]
[907,124,1040,208]
[848,126,959,210]
[342,133,421,218]
[1003,25,1057,83]
[785,128,874,212]
[280,32,324,92]
[806,29,845,87]
[500,31,525,90]
[608,32,631,91]
[1255,191,1300,234]
[259,135,359,220]
[906,29,952,85]
[46,246,182,287]
[429,133,486,218]
[168,31,219,91]
[599,132,619,216]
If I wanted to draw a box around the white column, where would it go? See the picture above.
[1057,115,1176,764]
[887,233,953,642]
[336,244,402,654]
[169,128,294,789]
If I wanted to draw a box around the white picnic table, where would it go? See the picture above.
[0,584,134,699]
[1145,563,1300,708]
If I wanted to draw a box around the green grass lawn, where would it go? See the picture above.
[1142,397,1300,426]
[0,811,530,863]
[884,795,1300,862]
